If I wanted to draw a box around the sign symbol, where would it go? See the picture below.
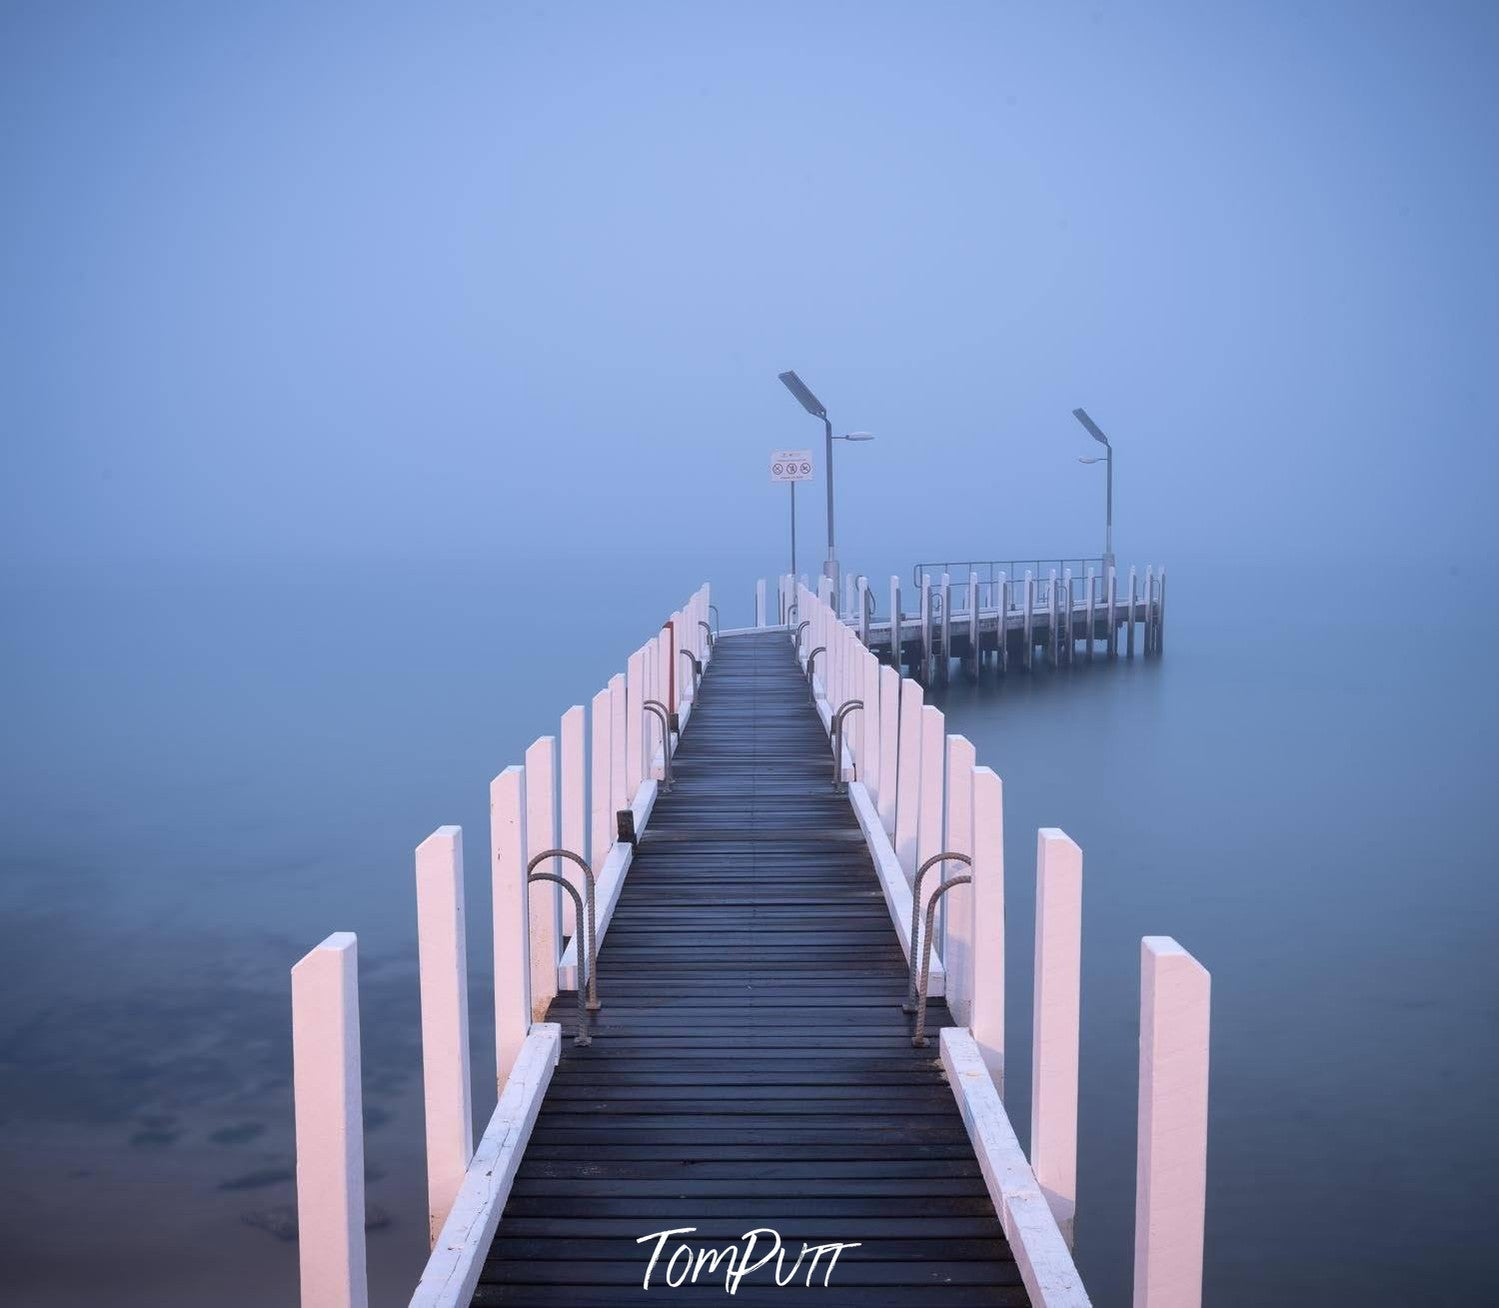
[773,463,784,475]
[799,462,811,474]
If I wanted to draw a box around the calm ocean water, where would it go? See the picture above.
[2,559,1495,1305]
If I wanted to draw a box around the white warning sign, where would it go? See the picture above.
[770,449,814,483]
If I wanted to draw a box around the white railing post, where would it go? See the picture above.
[858,647,880,797]
[589,687,612,872]
[414,826,473,1248]
[291,932,368,1308]
[970,765,1005,1091]
[894,677,924,881]
[916,703,945,886]
[877,665,900,838]
[1134,937,1211,1308]
[756,578,766,627]
[524,736,559,1020]
[919,575,932,681]
[490,766,530,1084]
[1032,828,1083,1246]
[968,570,979,673]
[608,671,627,816]
[559,706,585,937]
[625,647,646,797]
[943,737,976,1025]
[889,575,901,672]
[652,628,668,777]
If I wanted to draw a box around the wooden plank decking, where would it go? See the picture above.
[473,630,1028,1306]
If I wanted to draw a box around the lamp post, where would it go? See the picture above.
[1072,407,1114,576]
[778,371,874,585]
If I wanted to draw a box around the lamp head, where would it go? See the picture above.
[778,370,826,419]
[1072,407,1110,447]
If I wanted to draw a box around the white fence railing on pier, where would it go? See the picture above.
[777,572,1210,1308]
[288,583,712,1308]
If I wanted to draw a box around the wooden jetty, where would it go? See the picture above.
[762,564,1166,685]
[287,575,1208,1308]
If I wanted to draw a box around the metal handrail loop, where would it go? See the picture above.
[830,699,863,790]
[697,620,714,653]
[679,650,702,705]
[526,871,590,1046]
[904,851,974,1013]
[642,699,673,791]
[805,646,826,689]
[794,620,811,650]
[527,849,600,1012]
[912,874,973,1047]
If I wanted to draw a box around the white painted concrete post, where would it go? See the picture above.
[1134,938,1211,1308]
[1107,567,1119,658]
[643,635,658,779]
[998,571,1010,674]
[968,571,979,673]
[291,932,368,1308]
[559,706,585,937]
[889,575,901,672]
[943,737,976,1026]
[920,575,932,682]
[625,647,645,798]
[490,767,530,1084]
[894,678,925,881]
[608,672,627,816]
[1024,571,1035,670]
[414,826,472,1248]
[524,736,559,1021]
[877,665,900,837]
[970,766,1005,1091]
[1032,828,1083,1245]
[652,629,669,776]
[915,703,946,885]
[756,578,766,627]
[858,648,880,796]
[589,688,611,872]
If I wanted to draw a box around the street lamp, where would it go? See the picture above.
[1071,407,1114,575]
[778,371,873,584]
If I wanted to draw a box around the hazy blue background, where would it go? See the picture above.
[3,2,1498,1305]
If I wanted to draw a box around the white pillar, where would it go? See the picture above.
[756,578,767,627]
[559,706,585,937]
[650,630,667,777]
[915,703,945,881]
[970,765,1005,1091]
[1134,937,1211,1308]
[524,735,559,1020]
[608,671,627,814]
[1032,828,1083,1246]
[894,678,924,881]
[414,826,472,1248]
[858,648,880,798]
[919,575,931,680]
[942,737,976,1026]
[876,665,901,837]
[291,932,368,1308]
[489,766,530,1084]
[889,575,901,672]
[968,570,979,670]
[589,687,612,873]
[625,647,646,798]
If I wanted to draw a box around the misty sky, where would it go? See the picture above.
[4,1,1496,579]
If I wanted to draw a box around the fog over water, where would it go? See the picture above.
[3,2,1498,1305]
